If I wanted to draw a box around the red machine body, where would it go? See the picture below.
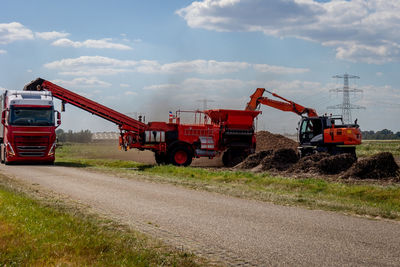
[24,78,261,166]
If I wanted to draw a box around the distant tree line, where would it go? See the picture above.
[362,129,400,140]
[56,129,92,143]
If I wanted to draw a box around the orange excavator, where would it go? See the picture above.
[246,88,362,157]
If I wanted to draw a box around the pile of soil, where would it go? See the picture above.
[256,131,298,152]
[235,130,399,181]
[342,152,399,179]
[261,148,299,171]
[289,153,330,173]
[317,153,357,174]
[289,153,357,175]
[235,150,273,169]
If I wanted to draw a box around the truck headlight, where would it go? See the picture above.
[48,142,56,156]
[6,143,15,156]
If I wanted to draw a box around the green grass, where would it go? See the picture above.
[55,143,400,220]
[357,140,400,157]
[0,181,200,266]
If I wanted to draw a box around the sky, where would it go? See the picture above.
[1,0,399,134]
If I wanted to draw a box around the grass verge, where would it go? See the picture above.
[0,177,201,266]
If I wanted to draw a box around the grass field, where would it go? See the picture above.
[357,140,400,158]
[0,177,201,266]
[54,141,400,220]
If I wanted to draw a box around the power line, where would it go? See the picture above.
[197,98,215,110]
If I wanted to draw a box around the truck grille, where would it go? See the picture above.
[17,146,47,157]
[14,136,49,157]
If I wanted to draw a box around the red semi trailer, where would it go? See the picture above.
[0,90,61,164]
[24,78,260,167]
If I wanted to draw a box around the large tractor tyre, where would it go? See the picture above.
[155,153,169,165]
[169,146,193,167]
[222,149,247,167]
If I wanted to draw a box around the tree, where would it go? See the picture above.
[56,129,92,143]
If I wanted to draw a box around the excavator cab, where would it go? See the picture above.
[298,117,324,146]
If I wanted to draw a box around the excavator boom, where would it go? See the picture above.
[245,88,318,117]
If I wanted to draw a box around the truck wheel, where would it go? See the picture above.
[3,149,9,165]
[0,144,4,164]
[222,149,247,167]
[155,153,169,165]
[169,146,192,166]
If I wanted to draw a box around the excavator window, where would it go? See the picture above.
[299,118,323,145]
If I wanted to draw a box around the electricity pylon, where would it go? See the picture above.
[327,73,365,124]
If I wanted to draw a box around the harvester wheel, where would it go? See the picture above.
[169,146,192,166]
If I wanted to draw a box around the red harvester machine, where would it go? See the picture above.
[24,78,261,167]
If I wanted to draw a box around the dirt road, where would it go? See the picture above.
[1,165,400,266]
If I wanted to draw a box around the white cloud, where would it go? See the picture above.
[124,91,137,96]
[144,77,248,92]
[177,0,400,64]
[0,49,6,54]
[44,56,307,76]
[141,77,326,114]
[51,77,112,88]
[138,59,250,74]
[0,22,34,44]
[51,38,132,50]
[253,64,309,74]
[120,83,130,88]
[44,56,138,76]
[35,31,69,40]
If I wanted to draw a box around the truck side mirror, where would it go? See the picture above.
[1,110,6,125]
[55,111,61,127]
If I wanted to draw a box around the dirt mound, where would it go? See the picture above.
[318,154,357,174]
[235,150,273,169]
[261,148,299,171]
[289,153,330,173]
[256,131,298,152]
[342,152,399,179]
[289,153,356,174]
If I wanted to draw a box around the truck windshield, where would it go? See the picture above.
[9,106,54,126]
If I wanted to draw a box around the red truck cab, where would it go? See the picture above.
[0,90,60,164]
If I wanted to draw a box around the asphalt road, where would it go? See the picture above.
[1,165,400,266]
